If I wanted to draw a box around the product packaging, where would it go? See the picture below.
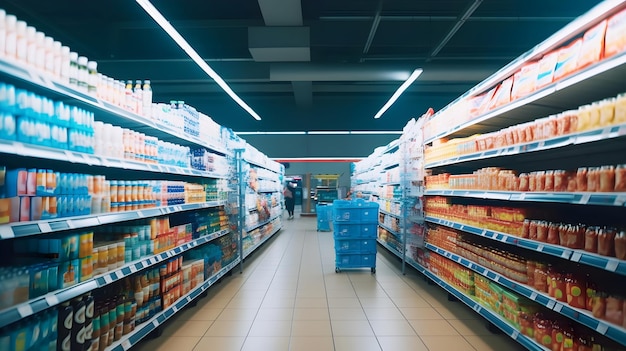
[578,19,607,69]
[604,7,626,57]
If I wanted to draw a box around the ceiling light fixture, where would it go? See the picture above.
[373,68,422,119]
[235,131,307,135]
[135,0,262,121]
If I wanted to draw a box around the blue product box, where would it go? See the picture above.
[0,112,16,140]
[57,259,79,289]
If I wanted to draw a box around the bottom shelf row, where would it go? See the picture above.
[378,242,626,351]
[0,232,241,351]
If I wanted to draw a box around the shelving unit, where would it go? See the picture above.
[356,2,626,350]
[0,37,278,350]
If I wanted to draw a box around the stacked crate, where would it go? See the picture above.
[332,199,379,273]
[316,202,333,232]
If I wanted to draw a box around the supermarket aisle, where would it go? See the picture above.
[134,216,525,351]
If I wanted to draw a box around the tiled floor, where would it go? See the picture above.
[134,214,526,351]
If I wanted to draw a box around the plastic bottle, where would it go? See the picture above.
[60,46,70,82]
[34,31,45,70]
[125,80,134,112]
[69,52,79,86]
[0,10,6,56]
[133,80,143,116]
[53,41,62,77]
[57,301,73,351]
[142,80,152,118]
[44,37,55,74]
[87,61,98,95]
[77,56,88,92]
[14,20,26,62]
[23,26,36,66]
[4,15,17,58]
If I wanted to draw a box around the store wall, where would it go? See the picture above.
[283,162,352,189]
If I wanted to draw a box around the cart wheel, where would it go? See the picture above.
[371,267,376,274]
[335,267,340,273]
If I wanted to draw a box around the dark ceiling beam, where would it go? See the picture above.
[319,15,575,22]
[360,0,385,63]
[426,0,483,62]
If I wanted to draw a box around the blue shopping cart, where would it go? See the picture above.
[332,199,379,273]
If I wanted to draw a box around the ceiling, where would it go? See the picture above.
[0,0,604,136]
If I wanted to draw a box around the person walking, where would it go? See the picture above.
[284,183,296,219]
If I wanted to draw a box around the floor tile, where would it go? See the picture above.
[262,297,296,308]
[370,319,417,336]
[192,336,245,351]
[420,335,476,351]
[175,307,222,321]
[435,305,481,320]
[289,336,334,351]
[329,308,367,320]
[293,308,330,320]
[295,297,328,308]
[464,335,526,351]
[377,336,429,351]
[408,319,460,336]
[363,307,405,320]
[401,307,444,320]
[204,320,253,337]
[162,320,213,337]
[384,288,423,299]
[135,336,200,351]
[331,320,375,336]
[248,319,293,337]
[328,297,362,309]
[325,289,357,298]
[255,308,294,321]
[391,296,431,308]
[334,336,381,351]
[291,320,332,336]
[215,308,259,321]
[358,297,397,309]
[241,336,290,351]
[448,318,495,336]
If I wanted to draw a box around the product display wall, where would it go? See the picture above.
[354,3,626,351]
[0,7,284,351]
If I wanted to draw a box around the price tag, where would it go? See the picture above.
[137,211,144,218]
[500,235,508,243]
[481,229,487,236]
[468,263,474,269]
[511,331,519,339]
[0,226,15,239]
[493,275,501,283]
[152,320,159,328]
[596,322,609,335]
[561,250,570,259]
[103,275,113,284]
[554,303,563,312]
[17,304,34,318]
[129,265,137,273]
[579,193,591,204]
[172,305,178,312]
[472,304,482,313]
[571,252,582,262]
[66,220,76,229]
[605,260,618,272]
[614,194,626,206]
[459,225,464,231]
[13,142,27,156]
[519,192,526,200]
[546,300,556,309]
[537,244,544,252]
[530,292,538,301]
[45,294,60,306]
[38,222,52,233]
[146,258,154,265]
[122,340,132,350]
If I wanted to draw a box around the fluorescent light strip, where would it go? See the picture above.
[235,130,403,135]
[350,130,403,135]
[135,0,261,121]
[374,68,422,119]
[308,131,351,135]
[273,157,365,162]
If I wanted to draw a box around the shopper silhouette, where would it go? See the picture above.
[284,183,296,219]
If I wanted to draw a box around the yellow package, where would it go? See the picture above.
[578,19,607,69]
[605,8,626,57]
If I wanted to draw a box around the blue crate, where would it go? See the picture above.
[316,203,333,232]
[335,253,376,271]
[332,199,379,223]
[333,223,377,238]
[317,218,332,232]
[334,238,377,254]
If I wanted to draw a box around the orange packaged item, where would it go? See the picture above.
[545,171,554,192]
[587,167,600,192]
[604,8,626,58]
[537,221,549,242]
[576,167,588,192]
[554,39,582,81]
[605,295,624,325]
[547,222,560,245]
[536,51,559,89]
[557,111,576,135]
[615,230,626,260]
[584,226,599,253]
[490,76,514,109]
[566,274,587,309]
[615,93,626,124]
[578,20,607,69]
[599,165,615,192]
[598,227,617,257]
[468,94,486,118]
[512,62,539,99]
[554,170,568,191]
[600,97,616,126]
[477,86,498,116]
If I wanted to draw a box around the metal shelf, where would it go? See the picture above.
[245,214,282,233]
[108,258,241,351]
[376,238,403,259]
[0,228,231,329]
[424,189,626,207]
[426,243,626,347]
[425,46,626,144]
[0,58,229,155]
[0,139,229,179]
[425,123,626,169]
[244,158,282,173]
[425,216,626,276]
[379,209,402,218]
[401,256,548,351]
[378,223,403,238]
[243,225,281,259]
[0,201,225,240]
